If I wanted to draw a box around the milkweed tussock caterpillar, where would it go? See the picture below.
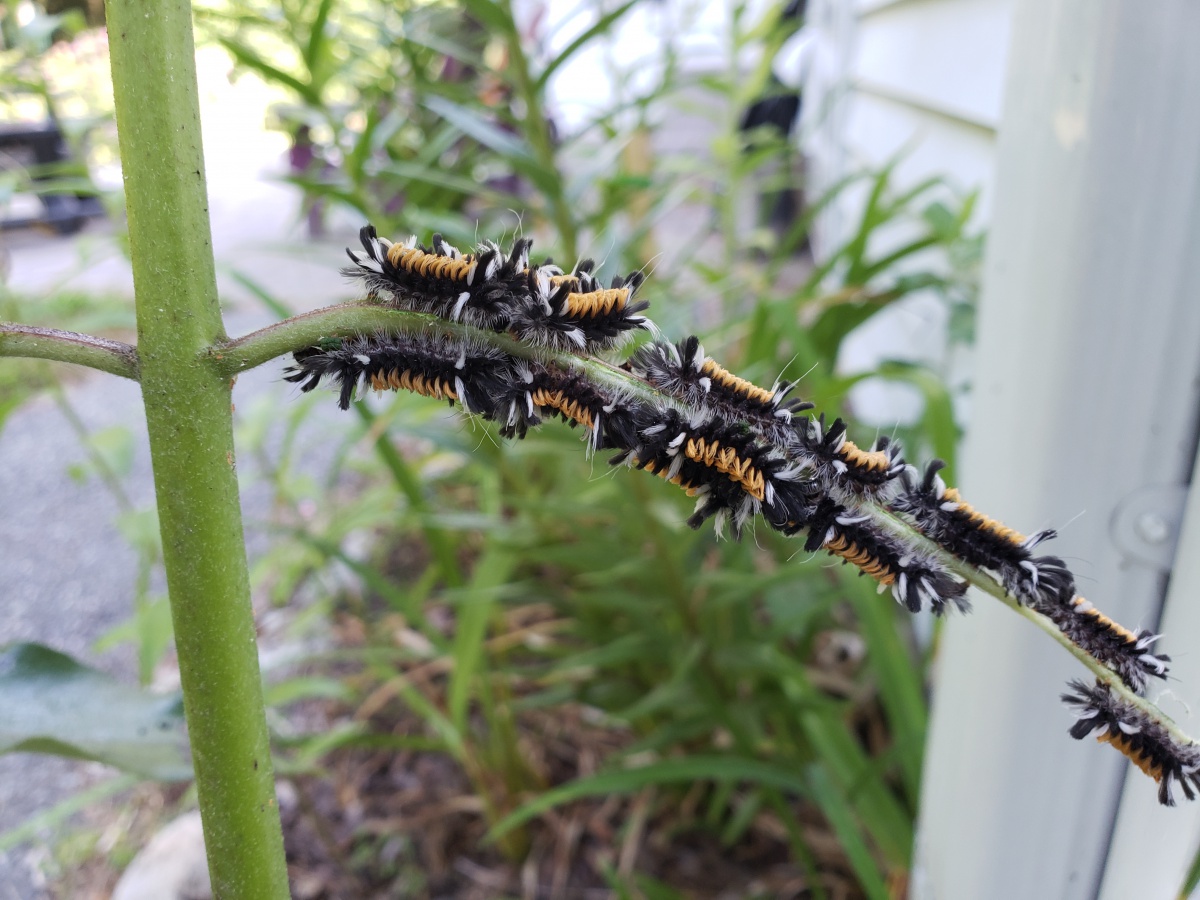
[284,332,513,417]
[498,363,633,452]
[346,225,651,352]
[628,336,813,440]
[893,459,1171,686]
[344,225,533,331]
[1063,680,1200,806]
[796,414,906,501]
[1040,596,1170,691]
[513,262,651,352]
[892,460,1075,606]
[800,498,969,615]
[610,410,788,535]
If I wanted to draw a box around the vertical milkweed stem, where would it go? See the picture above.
[105,0,289,895]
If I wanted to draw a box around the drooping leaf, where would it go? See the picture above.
[0,643,190,781]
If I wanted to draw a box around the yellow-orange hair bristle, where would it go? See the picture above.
[683,436,765,500]
[825,533,897,585]
[369,368,457,402]
[699,359,775,406]
[531,387,595,430]
[839,440,894,475]
[942,487,1027,545]
[386,244,474,283]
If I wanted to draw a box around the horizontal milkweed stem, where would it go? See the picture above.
[0,323,139,380]
[207,302,687,414]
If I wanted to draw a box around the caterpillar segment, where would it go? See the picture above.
[1063,679,1200,806]
[627,336,813,439]
[367,367,458,403]
[797,415,906,499]
[892,460,1075,606]
[1039,596,1170,690]
[343,225,533,330]
[284,333,511,416]
[510,259,651,351]
[609,411,788,536]
[803,499,969,615]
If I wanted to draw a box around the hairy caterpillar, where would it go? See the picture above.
[892,460,1075,606]
[628,336,812,442]
[509,260,651,352]
[609,409,796,536]
[284,332,512,416]
[795,414,906,501]
[346,225,651,353]
[1063,680,1200,806]
[800,498,969,615]
[1040,596,1169,690]
[344,226,533,331]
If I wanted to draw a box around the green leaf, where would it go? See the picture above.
[85,425,136,479]
[95,593,174,687]
[488,755,812,841]
[422,95,557,194]
[218,36,320,106]
[221,268,294,320]
[535,1,639,91]
[0,643,190,781]
[805,766,893,900]
[302,0,337,76]
[1179,835,1200,898]
[845,578,927,804]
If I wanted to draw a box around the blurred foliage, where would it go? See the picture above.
[2,0,983,895]
[0,2,120,232]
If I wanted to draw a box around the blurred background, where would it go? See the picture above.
[1,0,1199,898]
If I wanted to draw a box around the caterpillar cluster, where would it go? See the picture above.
[1063,680,1200,806]
[284,329,966,615]
[628,339,907,504]
[299,224,1186,804]
[345,225,649,352]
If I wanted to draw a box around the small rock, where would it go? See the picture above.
[111,811,212,900]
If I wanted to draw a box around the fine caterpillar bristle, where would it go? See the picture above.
[628,336,813,441]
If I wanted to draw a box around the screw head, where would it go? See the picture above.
[1134,512,1171,545]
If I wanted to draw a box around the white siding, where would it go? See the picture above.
[801,0,1015,251]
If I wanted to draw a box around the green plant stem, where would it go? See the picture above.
[0,324,138,379]
[497,0,577,260]
[105,1,289,897]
